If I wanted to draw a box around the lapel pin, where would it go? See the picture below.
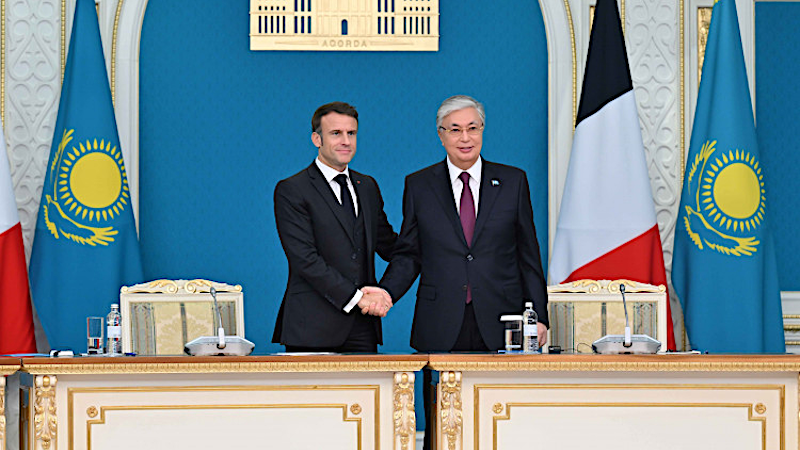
[491,179,500,186]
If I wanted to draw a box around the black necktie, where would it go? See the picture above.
[334,174,356,218]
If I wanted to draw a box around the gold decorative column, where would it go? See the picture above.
[438,371,462,450]
[393,372,416,450]
[0,376,5,450]
[33,375,57,450]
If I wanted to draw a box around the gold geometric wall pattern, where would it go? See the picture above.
[250,0,439,51]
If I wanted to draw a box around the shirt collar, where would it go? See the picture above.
[315,157,350,184]
[446,156,482,185]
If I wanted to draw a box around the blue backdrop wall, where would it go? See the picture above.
[756,2,800,291]
[138,1,550,355]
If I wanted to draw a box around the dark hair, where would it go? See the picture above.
[311,102,359,134]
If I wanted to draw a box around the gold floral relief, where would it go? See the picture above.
[698,7,712,83]
[0,376,5,444]
[393,372,415,450]
[34,375,58,450]
[440,371,463,450]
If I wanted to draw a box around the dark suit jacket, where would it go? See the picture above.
[272,162,396,347]
[380,159,548,352]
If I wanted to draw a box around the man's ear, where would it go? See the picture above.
[311,131,322,148]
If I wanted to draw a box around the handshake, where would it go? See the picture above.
[358,286,393,317]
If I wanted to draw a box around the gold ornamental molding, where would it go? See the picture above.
[0,376,5,446]
[547,279,666,294]
[439,371,462,450]
[120,278,243,295]
[250,0,439,51]
[493,402,768,450]
[476,383,783,449]
[393,372,415,450]
[22,359,427,375]
[0,364,20,377]
[34,375,58,450]
[428,359,800,373]
[67,384,381,449]
[87,404,364,450]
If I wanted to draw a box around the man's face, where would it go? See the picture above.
[438,107,483,170]
[312,112,358,171]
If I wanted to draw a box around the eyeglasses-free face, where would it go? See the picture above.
[438,107,484,170]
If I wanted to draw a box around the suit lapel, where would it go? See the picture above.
[351,171,373,250]
[473,161,502,245]
[306,163,356,245]
[426,160,469,248]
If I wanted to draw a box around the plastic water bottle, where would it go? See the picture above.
[106,303,122,356]
[522,302,539,353]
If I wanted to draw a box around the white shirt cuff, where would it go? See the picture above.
[343,289,363,313]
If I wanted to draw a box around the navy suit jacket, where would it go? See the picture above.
[272,162,396,347]
[380,159,548,351]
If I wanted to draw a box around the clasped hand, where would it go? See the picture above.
[358,286,393,317]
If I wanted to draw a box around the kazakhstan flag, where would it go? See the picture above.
[29,0,143,351]
[672,0,783,353]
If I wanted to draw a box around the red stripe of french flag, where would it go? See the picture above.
[0,124,36,355]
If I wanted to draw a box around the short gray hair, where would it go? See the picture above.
[436,95,485,128]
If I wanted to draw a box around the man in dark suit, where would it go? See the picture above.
[372,95,548,449]
[273,102,396,352]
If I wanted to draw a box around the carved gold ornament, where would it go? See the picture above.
[755,403,766,414]
[121,279,242,294]
[34,375,58,449]
[440,371,462,450]
[350,403,362,415]
[0,377,5,444]
[547,279,665,294]
[492,403,503,414]
[393,372,415,450]
[87,406,99,418]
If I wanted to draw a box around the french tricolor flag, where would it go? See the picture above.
[0,122,36,354]
[548,0,676,350]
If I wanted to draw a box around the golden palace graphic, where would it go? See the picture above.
[43,129,131,246]
[250,0,439,51]
[683,140,765,256]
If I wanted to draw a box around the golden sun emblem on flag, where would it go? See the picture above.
[683,140,764,256]
[43,128,130,246]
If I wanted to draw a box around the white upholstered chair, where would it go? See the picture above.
[119,279,246,355]
[546,279,668,353]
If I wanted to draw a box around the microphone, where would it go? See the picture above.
[184,286,254,356]
[621,284,632,348]
[591,282,661,354]
[210,287,226,349]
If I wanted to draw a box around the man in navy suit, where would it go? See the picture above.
[377,95,549,351]
[372,95,548,449]
[273,102,396,352]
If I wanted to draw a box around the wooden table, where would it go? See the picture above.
[428,353,800,450]
[19,355,427,450]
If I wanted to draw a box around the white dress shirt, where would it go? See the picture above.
[446,156,482,215]
[314,158,364,312]
[315,157,359,216]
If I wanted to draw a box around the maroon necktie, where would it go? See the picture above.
[459,172,475,303]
